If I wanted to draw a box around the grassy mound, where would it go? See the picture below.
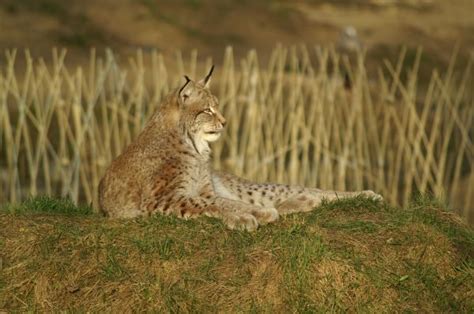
[0,196,472,312]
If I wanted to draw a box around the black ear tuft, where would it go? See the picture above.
[203,65,214,85]
[179,75,191,95]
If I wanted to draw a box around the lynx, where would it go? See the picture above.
[98,67,382,231]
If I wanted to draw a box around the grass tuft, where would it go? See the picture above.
[1,195,94,216]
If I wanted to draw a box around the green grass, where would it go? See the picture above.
[132,237,181,260]
[101,246,129,280]
[1,195,94,215]
[0,195,472,312]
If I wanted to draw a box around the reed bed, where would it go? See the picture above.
[0,46,472,221]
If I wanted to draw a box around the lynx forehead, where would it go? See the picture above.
[98,66,382,231]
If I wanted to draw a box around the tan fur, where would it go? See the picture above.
[99,68,382,231]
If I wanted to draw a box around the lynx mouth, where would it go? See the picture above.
[202,129,223,142]
[205,129,223,135]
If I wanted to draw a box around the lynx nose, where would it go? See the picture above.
[216,111,226,127]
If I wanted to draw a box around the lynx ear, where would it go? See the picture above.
[199,65,214,88]
[178,75,193,104]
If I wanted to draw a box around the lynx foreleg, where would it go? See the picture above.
[206,197,279,230]
[168,194,278,231]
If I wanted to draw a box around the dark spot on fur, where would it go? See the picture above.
[250,199,255,204]
[180,150,193,157]
[180,202,186,208]
[247,191,253,196]
[262,191,266,196]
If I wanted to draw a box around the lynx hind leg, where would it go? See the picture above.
[307,189,384,202]
[276,190,383,215]
[360,190,383,201]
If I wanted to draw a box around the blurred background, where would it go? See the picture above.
[1,0,473,67]
[0,0,473,223]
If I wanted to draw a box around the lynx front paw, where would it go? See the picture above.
[251,207,279,225]
[224,212,259,232]
[361,190,383,201]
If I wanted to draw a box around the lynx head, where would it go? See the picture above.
[177,66,226,144]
